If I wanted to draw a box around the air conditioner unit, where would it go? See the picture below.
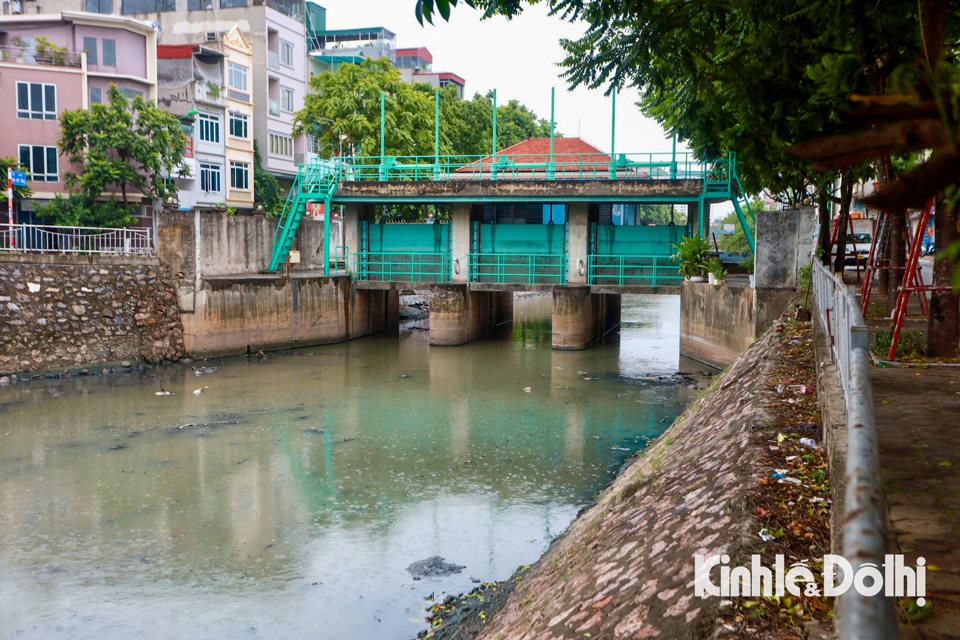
[205,31,218,43]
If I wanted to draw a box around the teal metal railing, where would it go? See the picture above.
[337,152,719,183]
[333,245,349,275]
[468,252,567,285]
[587,255,683,287]
[353,252,449,282]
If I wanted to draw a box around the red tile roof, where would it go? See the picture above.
[456,137,612,176]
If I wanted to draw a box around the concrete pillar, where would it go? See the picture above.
[349,287,399,338]
[342,204,374,275]
[567,202,589,284]
[552,285,595,350]
[451,202,471,283]
[687,201,700,239]
[431,283,478,346]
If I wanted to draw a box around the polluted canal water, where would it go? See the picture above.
[0,294,707,639]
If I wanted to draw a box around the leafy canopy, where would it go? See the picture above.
[58,84,187,211]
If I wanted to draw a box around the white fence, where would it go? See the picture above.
[812,260,897,640]
[0,224,154,256]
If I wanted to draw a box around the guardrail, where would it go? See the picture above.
[587,255,682,287]
[811,260,897,640]
[354,251,448,282]
[0,224,154,256]
[468,252,566,285]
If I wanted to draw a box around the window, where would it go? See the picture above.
[200,163,221,193]
[102,39,116,66]
[16,82,57,120]
[122,0,175,13]
[90,87,103,104]
[280,40,294,66]
[85,0,112,12]
[230,161,249,190]
[18,145,58,182]
[197,113,220,143]
[188,0,212,10]
[280,87,294,113]
[228,62,248,92]
[269,133,293,158]
[83,37,98,65]
[228,111,248,139]
[220,0,247,7]
[118,87,144,100]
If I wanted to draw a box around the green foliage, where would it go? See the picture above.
[633,204,686,226]
[671,236,711,279]
[58,84,186,213]
[35,194,136,228]
[741,256,754,273]
[297,59,556,161]
[717,198,761,252]
[872,328,926,361]
[798,262,812,296]
[34,36,68,65]
[705,257,727,280]
[253,141,282,217]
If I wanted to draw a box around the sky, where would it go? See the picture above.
[316,0,689,157]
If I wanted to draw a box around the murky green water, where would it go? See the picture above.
[0,295,698,640]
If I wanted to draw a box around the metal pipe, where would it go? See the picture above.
[492,89,498,156]
[434,89,440,167]
[549,87,555,172]
[380,91,385,164]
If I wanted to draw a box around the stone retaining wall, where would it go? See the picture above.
[475,326,782,639]
[0,255,184,376]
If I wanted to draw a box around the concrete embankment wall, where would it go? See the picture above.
[679,281,755,369]
[0,255,185,376]
[475,327,781,640]
[680,208,816,368]
[157,211,395,357]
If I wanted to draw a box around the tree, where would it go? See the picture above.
[57,84,186,218]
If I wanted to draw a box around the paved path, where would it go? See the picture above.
[873,366,960,638]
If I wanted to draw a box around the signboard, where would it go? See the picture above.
[184,136,194,159]
[10,170,27,188]
[723,223,735,236]
[306,201,325,220]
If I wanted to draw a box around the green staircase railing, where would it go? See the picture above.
[269,159,342,272]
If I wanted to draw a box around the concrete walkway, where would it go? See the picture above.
[873,366,960,638]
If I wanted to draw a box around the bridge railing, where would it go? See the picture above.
[354,252,449,283]
[324,152,722,183]
[587,255,682,287]
[468,253,567,285]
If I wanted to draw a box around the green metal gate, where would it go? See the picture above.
[355,222,450,282]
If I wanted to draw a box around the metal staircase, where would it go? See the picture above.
[268,159,341,272]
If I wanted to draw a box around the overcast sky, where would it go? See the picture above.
[317,0,689,157]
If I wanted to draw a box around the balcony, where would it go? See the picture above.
[269,100,280,116]
[267,50,280,70]
[0,45,82,68]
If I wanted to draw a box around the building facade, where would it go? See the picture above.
[0,11,157,221]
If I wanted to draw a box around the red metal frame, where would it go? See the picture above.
[887,201,952,360]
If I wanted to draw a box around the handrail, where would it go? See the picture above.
[811,260,897,640]
[587,254,682,287]
[468,252,566,285]
[353,251,448,283]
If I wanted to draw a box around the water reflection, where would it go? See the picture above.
[0,294,695,640]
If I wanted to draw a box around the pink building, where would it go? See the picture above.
[0,11,157,222]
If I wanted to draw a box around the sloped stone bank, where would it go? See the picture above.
[0,256,185,376]
[469,327,784,640]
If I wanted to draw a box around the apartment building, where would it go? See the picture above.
[0,10,157,220]
[20,0,309,185]
[156,25,253,211]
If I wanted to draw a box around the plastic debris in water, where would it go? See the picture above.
[523,387,531,393]
[193,387,208,395]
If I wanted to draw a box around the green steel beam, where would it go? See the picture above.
[732,198,756,254]
[609,91,616,179]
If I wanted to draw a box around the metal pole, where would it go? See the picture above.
[549,87,555,170]
[492,89,498,155]
[610,90,616,179]
[7,168,14,249]
[380,91,385,164]
[434,89,440,166]
[323,196,330,276]
[671,133,677,179]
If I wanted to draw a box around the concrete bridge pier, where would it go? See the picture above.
[552,286,621,350]
[429,283,490,346]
